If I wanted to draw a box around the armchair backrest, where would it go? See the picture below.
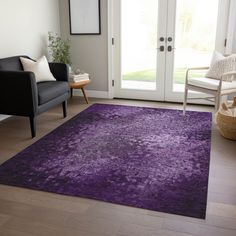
[0,55,30,71]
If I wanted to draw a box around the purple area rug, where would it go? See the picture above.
[0,104,212,218]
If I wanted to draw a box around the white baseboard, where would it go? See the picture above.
[73,89,110,99]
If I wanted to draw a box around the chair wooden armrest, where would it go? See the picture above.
[185,67,209,83]
[219,71,236,84]
[187,67,209,72]
[222,71,236,77]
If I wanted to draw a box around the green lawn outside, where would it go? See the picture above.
[123,68,206,84]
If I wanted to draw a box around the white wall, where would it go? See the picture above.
[59,0,108,92]
[0,0,61,120]
[0,0,61,59]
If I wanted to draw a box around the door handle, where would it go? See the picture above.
[157,46,165,52]
[167,46,176,52]
[168,45,173,52]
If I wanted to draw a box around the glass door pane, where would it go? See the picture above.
[121,0,158,91]
[172,0,219,92]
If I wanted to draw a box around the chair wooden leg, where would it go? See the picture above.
[62,101,67,118]
[221,95,227,103]
[215,94,221,112]
[70,88,73,98]
[183,87,188,115]
[29,116,36,138]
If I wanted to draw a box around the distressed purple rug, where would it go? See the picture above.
[0,104,212,218]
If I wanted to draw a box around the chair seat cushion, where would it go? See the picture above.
[37,81,69,105]
[188,77,236,91]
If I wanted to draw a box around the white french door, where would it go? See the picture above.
[112,0,166,100]
[111,0,230,102]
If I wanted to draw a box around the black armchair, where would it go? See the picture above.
[0,56,70,138]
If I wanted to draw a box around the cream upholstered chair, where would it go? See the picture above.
[183,66,236,115]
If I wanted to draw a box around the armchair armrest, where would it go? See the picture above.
[187,67,209,72]
[0,71,38,116]
[49,63,69,82]
[222,71,236,77]
[185,67,209,83]
[220,71,236,82]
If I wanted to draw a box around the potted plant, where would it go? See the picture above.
[48,32,71,68]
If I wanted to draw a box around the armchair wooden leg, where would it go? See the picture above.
[215,94,221,112]
[183,86,188,115]
[70,88,73,98]
[62,101,67,118]
[29,116,36,138]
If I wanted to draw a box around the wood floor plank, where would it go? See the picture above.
[0,213,11,227]
[83,203,163,230]
[0,228,35,236]
[163,218,236,236]
[118,228,197,236]
[117,223,160,236]
[0,199,70,227]
[208,183,236,196]
[205,215,236,230]
[146,207,236,230]
[0,186,33,204]
[210,166,236,179]
[208,191,236,205]
[28,193,91,214]
[207,202,236,218]
[2,216,104,236]
[64,212,121,236]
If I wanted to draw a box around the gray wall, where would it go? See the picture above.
[59,0,108,92]
[0,0,61,59]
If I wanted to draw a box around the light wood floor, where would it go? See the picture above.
[0,97,235,236]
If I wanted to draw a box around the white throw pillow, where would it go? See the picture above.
[20,56,56,83]
[208,51,225,68]
[206,51,236,82]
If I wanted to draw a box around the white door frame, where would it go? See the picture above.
[108,0,234,101]
[107,0,114,99]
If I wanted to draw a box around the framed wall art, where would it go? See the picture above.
[69,0,101,35]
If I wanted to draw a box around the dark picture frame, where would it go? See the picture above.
[69,0,101,35]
